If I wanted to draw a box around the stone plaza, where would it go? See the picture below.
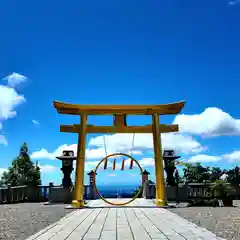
[26,199,225,240]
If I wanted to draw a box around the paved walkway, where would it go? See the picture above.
[26,199,225,240]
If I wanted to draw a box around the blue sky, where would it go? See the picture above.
[0,0,239,186]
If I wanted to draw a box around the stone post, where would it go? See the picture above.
[88,170,97,199]
[142,170,150,185]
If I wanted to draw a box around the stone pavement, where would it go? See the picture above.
[26,199,225,240]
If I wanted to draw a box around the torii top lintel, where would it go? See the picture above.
[53,101,186,115]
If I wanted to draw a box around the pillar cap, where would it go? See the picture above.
[88,170,97,175]
[163,149,180,160]
[56,150,77,160]
[142,170,150,175]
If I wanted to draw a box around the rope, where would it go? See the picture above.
[103,135,108,170]
[103,135,108,157]
[130,133,135,156]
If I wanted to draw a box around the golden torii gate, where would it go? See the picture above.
[53,101,185,208]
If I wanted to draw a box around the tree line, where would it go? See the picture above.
[165,160,240,186]
[1,143,239,188]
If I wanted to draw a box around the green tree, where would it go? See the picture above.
[226,166,240,186]
[0,143,41,187]
[182,162,210,183]
[209,167,225,182]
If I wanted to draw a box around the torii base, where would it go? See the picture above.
[71,199,85,208]
[155,199,168,207]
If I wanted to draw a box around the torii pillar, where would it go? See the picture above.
[72,114,87,208]
[152,114,167,206]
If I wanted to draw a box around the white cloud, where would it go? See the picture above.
[35,108,240,163]
[88,133,204,155]
[31,132,204,163]
[0,77,26,145]
[187,154,221,163]
[85,161,102,172]
[163,134,205,154]
[31,148,56,160]
[31,144,78,160]
[108,173,116,177]
[83,157,155,172]
[0,85,25,120]
[73,160,101,172]
[3,72,27,88]
[39,164,57,173]
[223,151,240,162]
[32,120,39,125]
[138,158,155,167]
[173,107,240,137]
[131,150,143,155]
[177,150,240,164]
[0,135,8,146]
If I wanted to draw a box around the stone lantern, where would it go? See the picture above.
[88,170,97,186]
[56,150,76,188]
[163,149,180,186]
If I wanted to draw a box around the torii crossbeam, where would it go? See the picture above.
[53,100,186,208]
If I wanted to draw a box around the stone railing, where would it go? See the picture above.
[0,185,27,203]
[142,181,240,201]
[0,184,56,203]
[142,181,189,201]
[0,184,94,204]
